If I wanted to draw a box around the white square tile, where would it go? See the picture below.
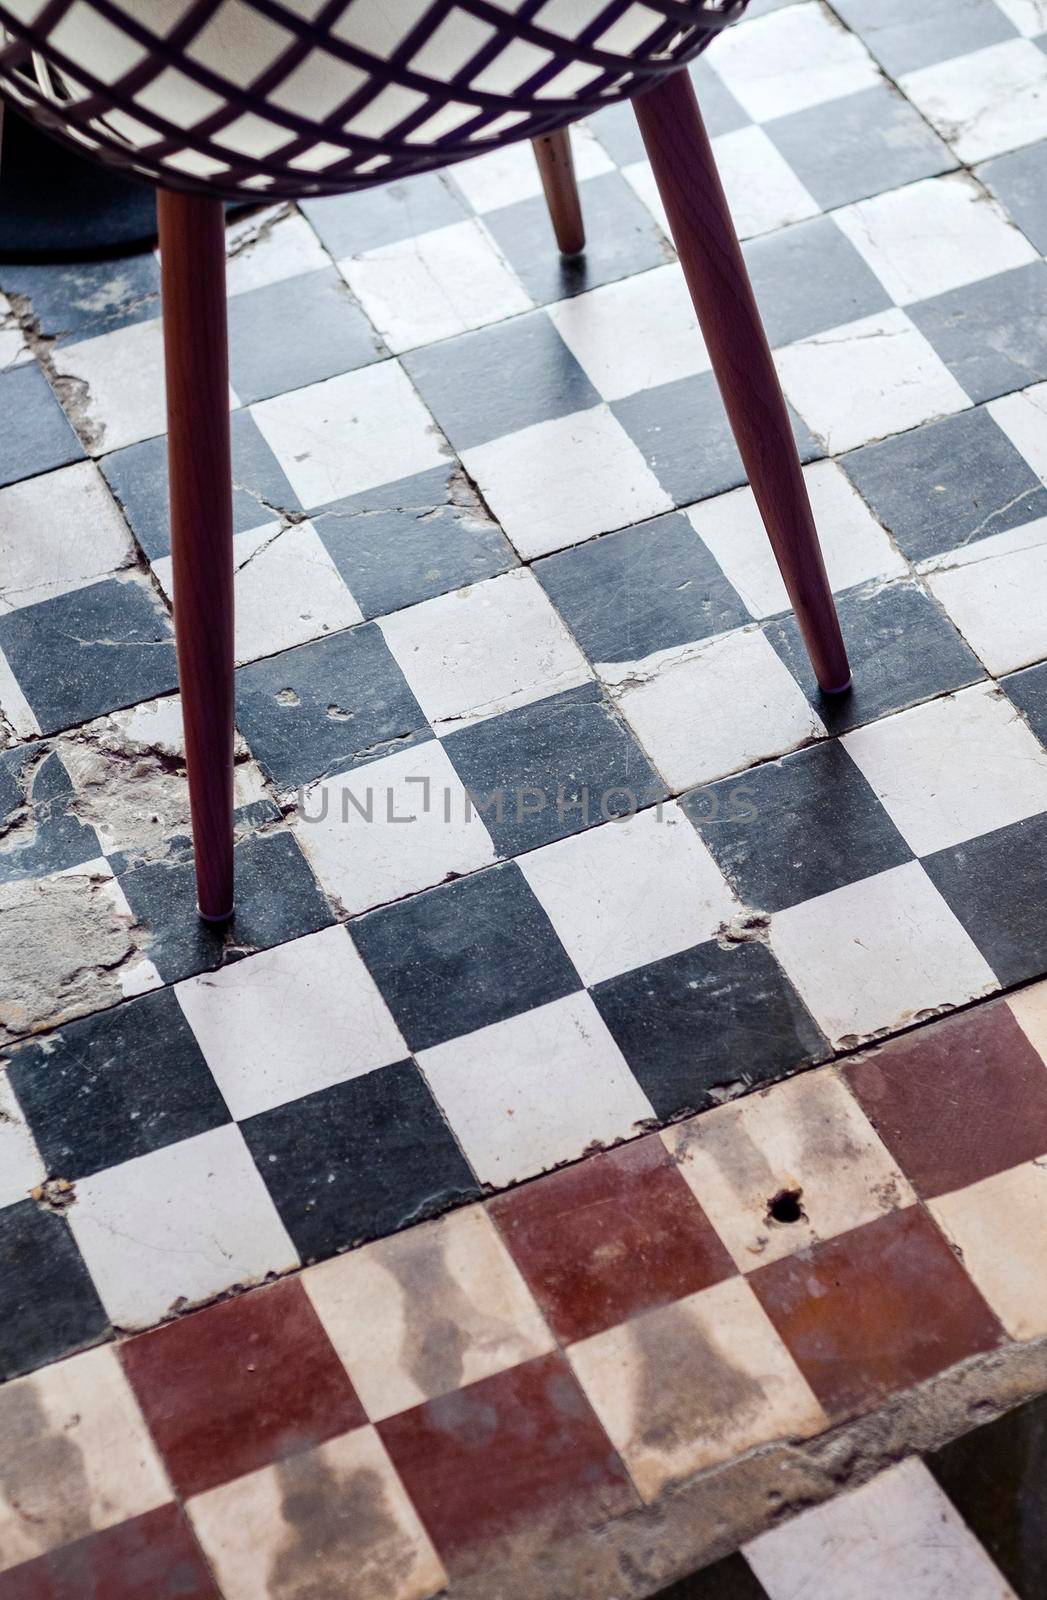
[930,1159,1047,1341]
[418,991,654,1185]
[922,516,1047,675]
[303,1204,554,1420]
[993,0,1047,36]
[175,925,406,1120]
[712,125,821,239]
[776,307,971,455]
[517,802,737,986]
[0,461,134,613]
[842,682,1047,855]
[187,1426,446,1600]
[547,263,708,403]
[451,122,613,212]
[746,1457,1018,1600]
[224,205,331,297]
[708,1,880,122]
[0,643,39,737]
[0,1346,170,1574]
[68,1124,299,1328]
[462,403,672,560]
[834,172,1037,306]
[620,157,669,236]
[251,359,449,508]
[338,218,532,354]
[901,39,1047,163]
[607,629,825,790]
[293,737,497,915]
[769,860,999,1047]
[664,1068,915,1272]
[988,380,1047,480]
[0,1073,44,1208]
[688,459,906,618]
[152,517,363,665]
[378,567,591,733]
[60,317,237,454]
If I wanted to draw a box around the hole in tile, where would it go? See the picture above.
[326,703,353,720]
[767,1187,805,1226]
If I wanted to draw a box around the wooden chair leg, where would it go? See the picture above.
[632,71,851,694]
[532,129,585,256]
[157,188,235,921]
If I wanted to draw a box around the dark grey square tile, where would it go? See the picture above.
[923,812,1047,987]
[402,309,599,451]
[0,743,101,883]
[234,622,429,791]
[841,407,1047,563]
[0,253,160,345]
[766,579,985,734]
[0,363,83,488]
[978,139,1047,255]
[241,1061,479,1261]
[1002,661,1047,745]
[590,940,827,1121]
[483,171,668,306]
[101,409,303,561]
[535,510,750,663]
[227,268,382,406]
[830,0,1016,76]
[651,1553,771,1600]
[585,100,647,166]
[441,682,666,855]
[909,261,1047,404]
[7,987,230,1180]
[613,370,821,508]
[0,577,178,735]
[351,861,582,1051]
[689,55,753,135]
[682,740,913,912]
[0,1200,110,1381]
[741,216,892,349]
[765,84,956,211]
[300,171,467,257]
[311,462,515,618]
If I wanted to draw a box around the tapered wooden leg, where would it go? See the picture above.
[633,72,851,693]
[532,129,585,255]
[157,188,235,920]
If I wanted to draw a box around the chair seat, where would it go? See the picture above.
[0,0,744,199]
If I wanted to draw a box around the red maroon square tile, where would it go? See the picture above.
[378,1349,638,1578]
[487,1135,735,1344]
[119,1276,366,1497]
[750,1206,1006,1420]
[843,1000,1047,1198]
[0,1504,219,1600]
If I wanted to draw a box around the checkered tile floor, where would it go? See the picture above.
[2,0,1047,1490]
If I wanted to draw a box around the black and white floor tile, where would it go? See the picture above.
[4,0,1047,1381]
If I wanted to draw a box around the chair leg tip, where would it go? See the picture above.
[197,903,234,924]
[820,675,853,696]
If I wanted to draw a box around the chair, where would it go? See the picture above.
[0,0,850,921]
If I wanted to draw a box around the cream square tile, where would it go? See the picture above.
[224,206,331,297]
[989,381,1047,481]
[993,0,1047,35]
[688,459,906,618]
[339,218,532,353]
[620,157,669,236]
[378,568,591,733]
[304,1205,554,1421]
[0,1345,170,1573]
[293,737,497,916]
[843,682,1047,854]
[708,1,880,122]
[663,1067,914,1272]
[1008,978,1047,1058]
[922,518,1047,676]
[902,39,1047,163]
[418,992,654,1186]
[769,861,999,1047]
[568,1275,826,1501]
[251,360,449,508]
[68,1125,299,1328]
[834,173,1037,305]
[175,925,406,1120]
[776,307,971,455]
[547,264,708,403]
[187,1426,446,1600]
[451,122,613,212]
[462,403,672,560]
[0,461,133,614]
[608,629,825,790]
[712,125,821,239]
[930,1159,1047,1340]
[517,802,737,987]
[0,1073,44,1208]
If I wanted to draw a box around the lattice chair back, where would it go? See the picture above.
[0,1,746,200]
